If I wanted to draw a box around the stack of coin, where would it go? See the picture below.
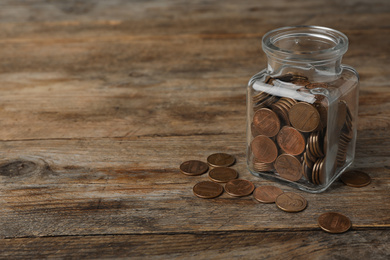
[250,74,354,187]
[303,131,326,184]
[336,101,353,167]
[252,91,278,112]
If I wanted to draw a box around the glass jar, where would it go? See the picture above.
[246,26,359,193]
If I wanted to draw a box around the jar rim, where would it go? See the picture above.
[262,25,349,61]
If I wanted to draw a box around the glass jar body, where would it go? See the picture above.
[246,26,359,193]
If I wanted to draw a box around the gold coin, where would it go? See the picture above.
[275,192,307,212]
[180,160,209,176]
[225,179,255,197]
[207,153,235,167]
[253,185,283,203]
[318,212,351,233]
[193,181,224,199]
[340,170,371,187]
[289,102,320,132]
[208,167,238,183]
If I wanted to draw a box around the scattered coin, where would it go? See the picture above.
[289,102,320,132]
[225,179,255,197]
[180,160,209,176]
[209,167,238,183]
[207,153,235,167]
[274,154,303,182]
[340,170,371,187]
[193,181,224,199]
[251,135,278,163]
[253,185,283,203]
[275,192,307,212]
[318,212,351,233]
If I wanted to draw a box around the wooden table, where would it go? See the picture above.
[0,0,389,258]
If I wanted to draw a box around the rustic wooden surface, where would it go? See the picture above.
[0,0,389,259]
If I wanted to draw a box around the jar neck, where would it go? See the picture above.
[262,26,348,82]
[266,55,343,82]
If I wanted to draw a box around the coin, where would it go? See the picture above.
[253,108,281,137]
[207,153,235,167]
[180,160,209,176]
[340,170,371,187]
[208,167,238,183]
[251,135,278,163]
[275,192,307,213]
[289,102,320,132]
[318,212,351,233]
[253,185,283,203]
[225,179,255,197]
[337,101,348,130]
[305,82,328,89]
[193,181,224,199]
[277,126,306,156]
[274,154,303,182]
[252,160,274,172]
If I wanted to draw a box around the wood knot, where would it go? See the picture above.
[0,157,53,179]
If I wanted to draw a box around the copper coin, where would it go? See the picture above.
[209,167,238,183]
[306,82,328,89]
[289,102,320,132]
[337,101,348,130]
[275,192,307,213]
[207,153,235,167]
[253,185,283,203]
[225,179,255,197]
[318,212,351,233]
[253,108,281,137]
[274,154,303,182]
[251,135,278,163]
[180,160,209,176]
[274,74,294,82]
[193,181,224,199]
[277,126,306,156]
[340,170,371,187]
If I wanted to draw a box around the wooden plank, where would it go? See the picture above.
[0,137,389,238]
[0,230,389,259]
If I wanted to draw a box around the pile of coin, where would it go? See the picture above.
[180,153,256,199]
[250,74,354,186]
[180,154,307,213]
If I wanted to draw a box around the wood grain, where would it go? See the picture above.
[0,0,389,258]
[0,230,389,259]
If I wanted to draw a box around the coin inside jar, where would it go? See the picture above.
[207,153,235,167]
[251,135,278,163]
[289,102,320,132]
[274,154,303,182]
[318,212,351,233]
[208,167,238,183]
[277,126,306,156]
[225,179,255,197]
[252,108,281,137]
[193,181,224,199]
[180,160,209,176]
[253,185,283,203]
[340,170,371,187]
[275,192,307,213]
